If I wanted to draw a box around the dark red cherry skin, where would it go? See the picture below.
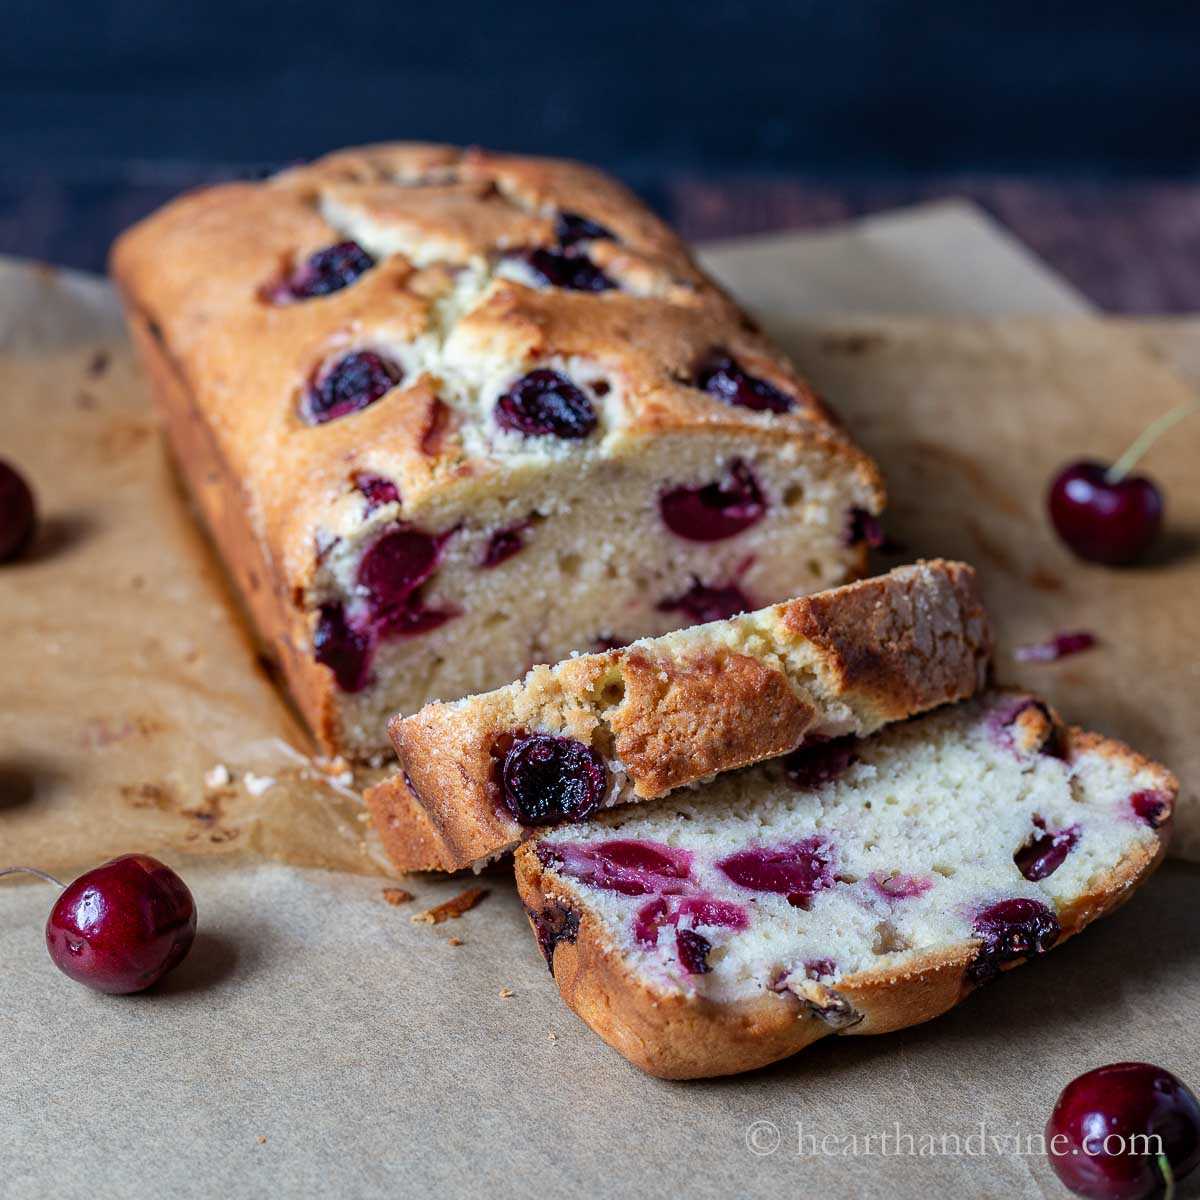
[656,579,754,623]
[520,247,615,292]
[784,736,858,789]
[1131,790,1171,829]
[313,603,373,692]
[1046,1062,1200,1200]
[676,928,713,975]
[45,855,196,994]
[480,521,530,568]
[659,460,767,542]
[555,212,615,247]
[0,459,36,562]
[357,526,443,611]
[1048,461,1164,566]
[968,897,1060,985]
[717,838,834,907]
[353,471,400,512]
[696,354,794,414]
[495,370,598,439]
[302,351,401,425]
[268,241,374,302]
[501,735,608,825]
[1015,819,1079,881]
[538,838,693,896]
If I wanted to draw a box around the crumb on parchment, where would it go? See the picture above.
[448,936,463,946]
[204,764,231,789]
[382,887,414,906]
[499,988,514,999]
[411,887,489,925]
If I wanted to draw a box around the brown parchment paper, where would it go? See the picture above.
[3,203,1199,1200]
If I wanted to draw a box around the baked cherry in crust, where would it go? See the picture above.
[656,579,754,624]
[268,240,375,303]
[45,854,196,994]
[659,460,767,542]
[1047,1062,1200,1200]
[519,247,615,292]
[1130,790,1171,829]
[696,353,794,414]
[501,735,608,825]
[303,351,401,424]
[0,459,36,562]
[495,370,598,439]
[555,212,615,247]
[717,838,834,908]
[968,897,1060,984]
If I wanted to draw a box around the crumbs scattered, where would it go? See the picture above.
[382,887,415,906]
[204,764,231,789]
[256,1136,266,1146]
[243,772,276,796]
[498,988,514,1000]
[448,936,464,947]
[411,886,489,925]
[313,755,354,788]
[547,1031,557,1041]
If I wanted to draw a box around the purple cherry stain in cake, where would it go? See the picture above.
[696,353,794,414]
[555,212,615,247]
[303,350,401,424]
[268,241,375,303]
[659,460,767,542]
[717,838,834,907]
[495,369,598,439]
[480,521,531,568]
[1130,789,1171,828]
[540,838,692,896]
[519,247,616,292]
[1014,817,1079,881]
[501,736,608,825]
[871,871,934,901]
[844,507,886,549]
[633,897,670,946]
[656,579,754,623]
[313,603,372,692]
[527,901,581,975]
[676,928,713,975]
[353,471,400,512]
[968,897,1060,984]
[676,896,748,930]
[805,958,837,981]
[784,736,858,790]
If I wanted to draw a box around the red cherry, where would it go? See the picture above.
[42,855,197,994]
[1046,1062,1200,1199]
[0,459,37,562]
[1048,461,1163,565]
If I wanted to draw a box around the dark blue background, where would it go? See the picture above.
[4,0,1199,177]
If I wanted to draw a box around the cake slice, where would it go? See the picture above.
[366,561,990,872]
[112,143,885,759]
[515,692,1176,1079]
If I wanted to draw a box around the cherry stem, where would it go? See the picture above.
[1158,1153,1175,1200]
[1106,398,1200,484]
[0,866,66,888]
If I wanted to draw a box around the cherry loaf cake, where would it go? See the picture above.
[516,692,1177,1079]
[366,561,991,872]
[111,143,884,758]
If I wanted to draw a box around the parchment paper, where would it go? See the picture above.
[3,201,1198,1200]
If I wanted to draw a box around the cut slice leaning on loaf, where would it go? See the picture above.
[515,691,1177,1079]
[366,561,991,872]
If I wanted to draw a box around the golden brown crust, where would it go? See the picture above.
[377,562,990,873]
[111,142,884,758]
[514,720,1176,1079]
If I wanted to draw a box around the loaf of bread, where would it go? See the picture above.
[366,561,991,872]
[516,691,1176,1078]
[111,143,883,758]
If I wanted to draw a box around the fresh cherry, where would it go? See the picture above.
[501,735,608,825]
[0,459,36,562]
[1047,399,1195,565]
[1046,1062,1200,1199]
[267,240,375,303]
[659,460,767,542]
[302,351,401,425]
[0,857,196,994]
[495,369,597,439]
[696,353,794,414]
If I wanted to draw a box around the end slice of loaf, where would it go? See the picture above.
[366,561,991,872]
[515,691,1176,1079]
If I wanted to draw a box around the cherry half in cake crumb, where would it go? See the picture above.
[495,370,598,439]
[656,579,754,623]
[539,839,693,897]
[967,897,1060,985]
[0,856,196,994]
[353,471,401,512]
[265,240,375,303]
[302,350,402,424]
[501,735,608,825]
[480,520,531,568]
[870,871,934,901]
[659,459,767,542]
[717,838,834,908]
[518,247,616,293]
[696,353,795,414]
[675,928,713,975]
[1130,790,1172,829]
[1047,1062,1200,1200]
[1047,398,1196,565]
[1015,817,1080,881]
[0,459,36,561]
